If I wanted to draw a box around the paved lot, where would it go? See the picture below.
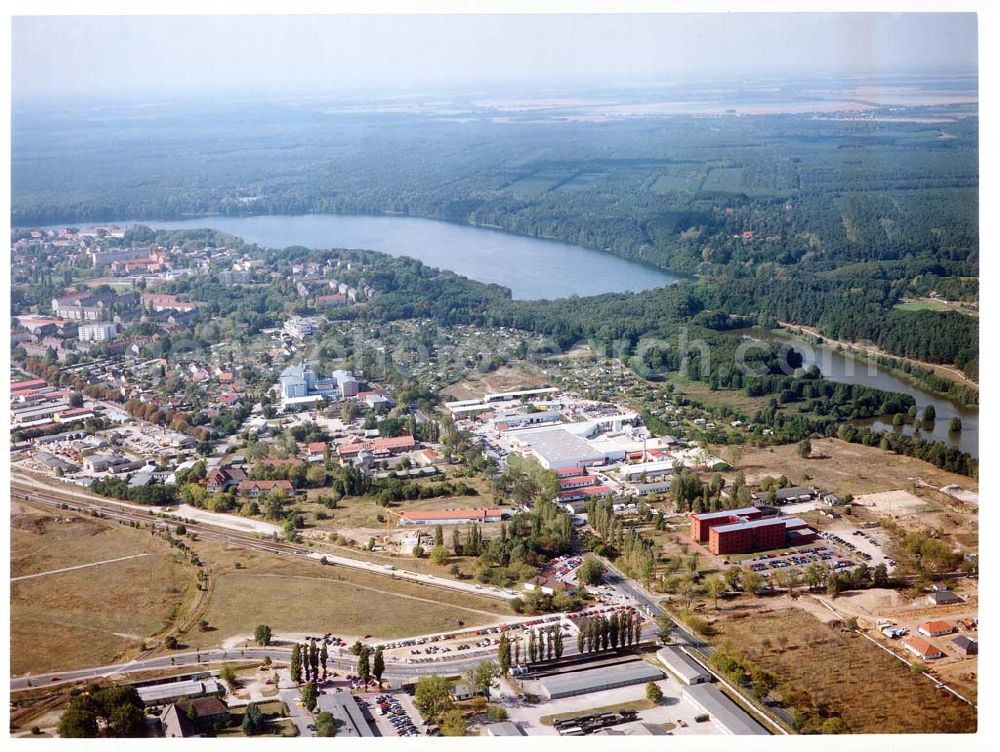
[278,686,315,737]
[503,677,720,736]
[358,689,423,736]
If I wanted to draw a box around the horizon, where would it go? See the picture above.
[12,13,979,105]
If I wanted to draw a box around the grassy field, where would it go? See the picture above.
[713,608,976,733]
[10,501,197,676]
[662,371,774,415]
[732,437,977,497]
[177,538,510,648]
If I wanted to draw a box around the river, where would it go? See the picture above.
[735,328,978,457]
[124,214,681,300]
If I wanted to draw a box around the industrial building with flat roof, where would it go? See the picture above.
[682,682,769,735]
[315,693,374,737]
[656,646,712,685]
[482,721,525,736]
[137,678,223,707]
[536,660,664,699]
[689,507,763,542]
[513,428,605,471]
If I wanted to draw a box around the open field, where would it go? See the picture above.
[10,501,197,676]
[733,437,978,497]
[174,537,511,649]
[713,608,976,733]
[663,372,774,415]
[440,363,551,402]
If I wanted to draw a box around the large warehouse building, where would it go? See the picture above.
[536,661,664,699]
[682,683,769,735]
[656,646,712,685]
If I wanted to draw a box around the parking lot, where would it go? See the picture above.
[358,690,426,737]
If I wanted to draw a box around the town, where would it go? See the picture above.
[9,223,979,739]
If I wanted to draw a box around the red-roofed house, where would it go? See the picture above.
[337,434,416,458]
[903,635,944,660]
[918,620,957,638]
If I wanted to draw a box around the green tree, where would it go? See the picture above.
[577,556,606,586]
[646,681,664,703]
[440,708,468,736]
[254,624,272,646]
[705,574,726,608]
[656,613,675,644]
[820,717,850,734]
[498,633,511,674]
[485,705,509,723]
[58,705,99,738]
[219,663,237,691]
[797,438,812,459]
[242,703,264,735]
[414,675,454,721]
[290,643,303,684]
[741,569,764,594]
[314,711,337,737]
[430,545,450,565]
[301,682,318,712]
[467,660,501,696]
[434,525,444,547]
[372,646,385,686]
[358,647,371,687]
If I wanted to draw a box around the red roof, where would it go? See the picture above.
[337,434,416,456]
[11,379,47,392]
[920,620,955,635]
[237,480,293,492]
[307,442,326,453]
[904,635,943,658]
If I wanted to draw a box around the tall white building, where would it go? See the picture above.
[78,323,117,341]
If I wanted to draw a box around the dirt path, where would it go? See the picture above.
[777,321,978,388]
[11,553,151,582]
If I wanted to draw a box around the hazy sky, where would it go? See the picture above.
[12,13,978,102]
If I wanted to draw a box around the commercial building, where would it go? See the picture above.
[536,660,664,699]
[709,517,788,556]
[397,508,502,526]
[681,683,769,735]
[618,460,676,482]
[689,507,763,543]
[315,693,373,737]
[137,678,223,707]
[690,507,813,555]
[656,646,712,685]
[513,428,605,471]
[278,364,357,408]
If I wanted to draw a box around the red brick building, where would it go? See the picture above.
[708,518,787,555]
[689,506,763,542]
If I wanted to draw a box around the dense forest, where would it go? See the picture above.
[12,91,978,376]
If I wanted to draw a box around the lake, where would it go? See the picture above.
[735,328,978,457]
[130,214,681,300]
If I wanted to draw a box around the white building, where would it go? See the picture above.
[78,323,117,341]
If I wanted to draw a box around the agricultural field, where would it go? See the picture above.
[10,500,198,676]
[176,538,510,649]
[713,608,977,733]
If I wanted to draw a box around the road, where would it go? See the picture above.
[599,556,791,733]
